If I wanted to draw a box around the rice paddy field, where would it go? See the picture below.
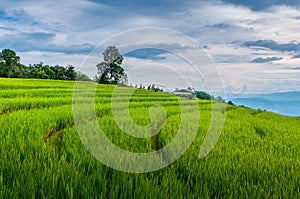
[0,78,300,198]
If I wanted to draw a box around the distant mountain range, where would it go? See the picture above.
[227,91,300,117]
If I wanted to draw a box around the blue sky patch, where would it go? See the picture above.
[124,48,167,60]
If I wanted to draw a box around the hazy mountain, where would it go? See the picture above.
[227,91,300,116]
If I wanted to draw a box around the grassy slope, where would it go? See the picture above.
[0,78,299,198]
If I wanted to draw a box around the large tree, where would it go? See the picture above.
[96,46,126,84]
[65,65,77,80]
[0,49,20,77]
[0,49,20,66]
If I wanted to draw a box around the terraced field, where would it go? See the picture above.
[0,78,299,198]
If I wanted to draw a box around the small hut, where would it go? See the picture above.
[172,89,196,99]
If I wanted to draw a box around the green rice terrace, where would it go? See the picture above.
[0,78,299,198]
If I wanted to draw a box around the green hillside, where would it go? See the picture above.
[0,78,299,198]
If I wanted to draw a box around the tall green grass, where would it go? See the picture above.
[0,78,299,198]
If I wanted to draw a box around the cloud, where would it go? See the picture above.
[23,32,56,41]
[124,48,167,60]
[290,66,300,70]
[244,40,300,52]
[17,51,88,68]
[292,54,300,58]
[0,26,17,31]
[0,10,21,21]
[0,0,299,94]
[251,56,283,63]
[89,0,300,13]
[212,54,249,63]
[87,0,198,14]
[219,61,300,94]
[221,0,300,11]
[6,9,31,21]
[206,23,243,31]
[0,31,95,54]
[121,42,200,61]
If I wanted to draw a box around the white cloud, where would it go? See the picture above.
[0,0,299,94]
[18,51,88,69]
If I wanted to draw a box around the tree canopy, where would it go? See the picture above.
[76,72,91,81]
[0,48,89,81]
[196,91,212,100]
[0,49,20,67]
[0,49,21,77]
[96,46,126,84]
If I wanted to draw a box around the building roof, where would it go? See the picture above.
[172,89,195,94]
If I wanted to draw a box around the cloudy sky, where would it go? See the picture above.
[0,0,300,94]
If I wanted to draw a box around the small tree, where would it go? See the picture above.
[77,72,91,81]
[96,46,126,84]
[216,96,225,102]
[228,100,234,105]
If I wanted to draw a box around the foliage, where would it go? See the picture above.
[65,65,77,80]
[147,84,163,92]
[0,49,20,67]
[196,91,226,103]
[216,96,225,102]
[0,49,90,81]
[196,91,212,100]
[0,49,21,77]
[228,100,234,105]
[96,46,126,84]
[0,78,300,198]
[76,72,91,81]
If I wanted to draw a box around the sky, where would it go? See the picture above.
[0,0,300,95]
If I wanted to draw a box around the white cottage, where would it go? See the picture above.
[172,89,196,99]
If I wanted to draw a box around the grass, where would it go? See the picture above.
[0,78,299,198]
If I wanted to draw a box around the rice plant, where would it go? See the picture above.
[0,78,299,198]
